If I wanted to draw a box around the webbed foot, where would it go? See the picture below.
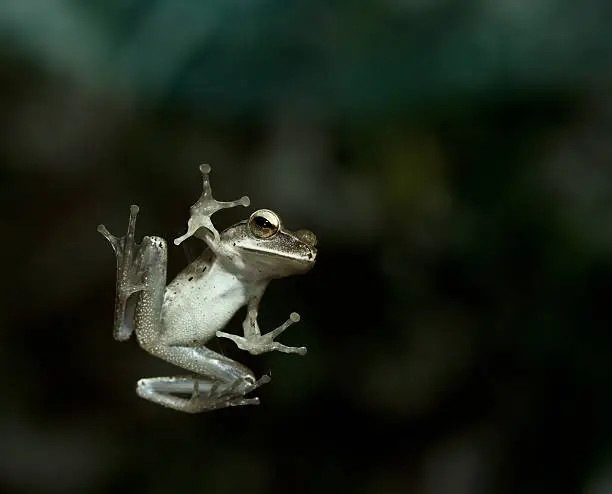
[217,312,307,356]
[174,164,250,245]
[189,373,272,409]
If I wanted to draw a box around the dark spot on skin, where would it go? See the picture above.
[188,276,193,281]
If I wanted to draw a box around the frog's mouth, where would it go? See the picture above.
[242,244,317,265]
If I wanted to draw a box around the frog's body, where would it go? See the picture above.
[160,254,252,347]
[98,165,317,413]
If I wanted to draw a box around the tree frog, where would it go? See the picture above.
[97,165,317,413]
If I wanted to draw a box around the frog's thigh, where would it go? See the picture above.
[144,343,256,386]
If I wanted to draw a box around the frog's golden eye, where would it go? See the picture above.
[248,209,280,239]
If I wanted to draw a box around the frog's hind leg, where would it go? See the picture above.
[136,374,269,413]
[135,345,271,413]
[98,205,147,341]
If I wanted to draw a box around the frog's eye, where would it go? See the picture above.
[248,209,280,239]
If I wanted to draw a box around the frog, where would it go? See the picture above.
[97,164,317,413]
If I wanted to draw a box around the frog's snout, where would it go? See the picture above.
[294,229,317,263]
[294,229,317,248]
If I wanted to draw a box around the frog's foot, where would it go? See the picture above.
[188,377,261,408]
[217,312,307,356]
[97,205,147,341]
[192,373,272,407]
[136,374,271,413]
[174,164,250,246]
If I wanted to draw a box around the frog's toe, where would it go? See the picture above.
[228,396,260,407]
[272,342,308,356]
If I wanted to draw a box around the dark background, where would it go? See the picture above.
[2,1,612,493]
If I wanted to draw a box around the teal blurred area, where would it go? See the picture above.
[2,0,611,115]
[1,1,612,493]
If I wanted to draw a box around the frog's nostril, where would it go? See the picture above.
[295,229,317,247]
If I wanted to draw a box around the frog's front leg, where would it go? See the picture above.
[217,296,307,356]
[173,164,250,246]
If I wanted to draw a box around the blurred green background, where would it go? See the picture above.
[2,1,612,493]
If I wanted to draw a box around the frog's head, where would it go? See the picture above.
[221,209,317,280]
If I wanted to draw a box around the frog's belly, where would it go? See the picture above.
[160,274,248,346]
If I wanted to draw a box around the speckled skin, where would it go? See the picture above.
[98,166,317,413]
